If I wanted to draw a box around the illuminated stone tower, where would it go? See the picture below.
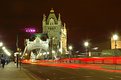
[42,9,67,54]
[60,23,67,54]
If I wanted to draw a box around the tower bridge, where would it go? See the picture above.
[22,9,67,60]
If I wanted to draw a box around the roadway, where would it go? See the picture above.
[22,63,121,80]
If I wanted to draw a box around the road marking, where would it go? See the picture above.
[84,75,92,78]
[115,76,121,78]
[109,77,114,79]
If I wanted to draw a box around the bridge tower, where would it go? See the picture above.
[42,9,67,55]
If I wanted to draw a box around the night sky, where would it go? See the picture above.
[0,0,121,51]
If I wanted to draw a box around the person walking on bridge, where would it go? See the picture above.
[1,55,6,68]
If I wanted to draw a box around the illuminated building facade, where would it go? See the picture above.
[42,9,67,54]
[90,36,121,56]
[111,37,121,49]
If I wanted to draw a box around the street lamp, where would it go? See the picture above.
[112,34,119,70]
[59,49,62,53]
[68,45,73,58]
[49,37,55,60]
[69,46,73,50]
[0,42,3,47]
[113,34,118,49]
[52,50,55,60]
[59,48,62,58]
[84,41,89,57]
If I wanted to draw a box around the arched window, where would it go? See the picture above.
[49,18,55,25]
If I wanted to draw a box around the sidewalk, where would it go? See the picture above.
[0,62,38,80]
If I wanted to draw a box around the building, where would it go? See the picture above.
[90,36,121,57]
[22,9,67,59]
[42,9,67,54]
[111,37,121,49]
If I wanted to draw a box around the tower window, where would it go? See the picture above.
[49,18,55,25]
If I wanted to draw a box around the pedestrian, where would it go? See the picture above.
[1,55,6,68]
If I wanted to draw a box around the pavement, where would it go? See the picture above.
[0,62,38,80]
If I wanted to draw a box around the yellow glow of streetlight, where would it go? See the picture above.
[52,50,55,53]
[25,53,28,56]
[0,42,3,47]
[68,46,73,50]
[113,34,118,41]
[59,49,62,53]
[112,34,119,70]
[84,41,89,47]
[2,46,5,50]
[2,46,11,56]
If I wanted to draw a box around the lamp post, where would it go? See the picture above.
[50,37,55,60]
[52,50,55,60]
[112,34,119,70]
[68,45,73,58]
[113,34,118,49]
[84,41,89,57]
[59,48,62,58]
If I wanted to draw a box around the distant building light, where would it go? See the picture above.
[92,47,99,50]
[76,51,79,53]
